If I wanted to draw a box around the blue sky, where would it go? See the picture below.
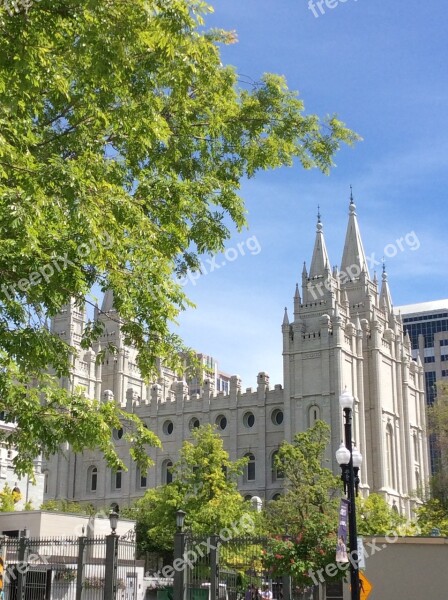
[175,0,448,388]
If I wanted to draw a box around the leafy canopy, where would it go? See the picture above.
[125,424,248,554]
[0,0,358,476]
[264,421,342,586]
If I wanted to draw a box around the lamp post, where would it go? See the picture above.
[105,510,119,600]
[174,510,187,600]
[335,389,362,600]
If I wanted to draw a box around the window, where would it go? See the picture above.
[271,409,283,425]
[271,493,281,501]
[271,451,284,481]
[137,468,147,489]
[308,405,320,427]
[244,495,253,502]
[163,420,174,435]
[243,412,255,428]
[113,428,123,441]
[442,370,448,377]
[440,339,448,346]
[245,453,255,481]
[162,460,173,484]
[88,466,98,492]
[424,356,435,363]
[113,468,122,490]
[413,435,420,465]
[43,471,49,494]
[189,417,200,431]
[216,415,227,430]
[385,424,396,489]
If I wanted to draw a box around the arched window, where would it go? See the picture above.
[162,460,173,485]
[271,451,284,481]
[385,424,396,489]
[308,405,320,427]
[137,468,147,489]
[245,453,256,481]
[87,466,98,492]
[413,434,420,464]
[43,470,49,494]
[415,469,421,492]
[271,493,282,501]
[112,468,122,490]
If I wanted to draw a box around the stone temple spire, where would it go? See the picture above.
[379,261,393,314]
[340,188,369,278]
[309,207,331,279]
[101,288,115,313]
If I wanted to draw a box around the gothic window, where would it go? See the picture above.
[413,434,420,464]
[308,405,320,427]
[245,453,256,481]
[162,460,173,484]
[385,424,396,489]
[88,466,98,492]
[415,469,421,493]
[271,493,282,501]
[271,451,284,481]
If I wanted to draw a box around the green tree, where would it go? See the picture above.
[0,483,21,511]
[427,382,448,504]
[264,421,342,587]
[416,498,448,536]
[41,499,96,515]
[125,424,248,554]
[0,0,358,478]
[356,493,408,536]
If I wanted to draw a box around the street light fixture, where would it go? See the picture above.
[176,509,186,532]
[109,509,119,535]
[335,388,362,600]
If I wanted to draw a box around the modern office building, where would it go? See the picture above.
[43,198,430,517]
[397,300,448,470]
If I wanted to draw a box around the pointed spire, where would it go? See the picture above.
[379,262,393,314]
[302,261,308,278]
[101,289,115,313]
[294,283,301,318]
[283,307,289,326]
[340,188,369,279]
[309,210,331,279]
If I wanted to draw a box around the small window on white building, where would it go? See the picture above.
[88,466,98,492]
[162,460,173,484]
[113,468,122,490]
[271,451,284,481]
[245,453,256,481]
[308,405,320,427]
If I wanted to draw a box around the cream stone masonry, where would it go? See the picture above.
[44,198,429,518]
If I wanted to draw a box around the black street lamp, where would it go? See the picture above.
[335,388,363,600]
[109,509,119,535]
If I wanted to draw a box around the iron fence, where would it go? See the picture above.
[0,533,136,600]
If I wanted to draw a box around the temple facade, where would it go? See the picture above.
[44,197,429,518]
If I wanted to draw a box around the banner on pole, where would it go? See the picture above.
[336,498,349,563]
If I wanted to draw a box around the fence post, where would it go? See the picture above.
[17,530,29,600]
[282,575,291,600]
[210,535,219,600]
[76,536,87,600]
[104,533,119,600]
[173,530,186,600]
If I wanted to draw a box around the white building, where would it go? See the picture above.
[44,198,430,517]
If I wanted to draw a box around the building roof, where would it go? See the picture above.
[397,299,448,316]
